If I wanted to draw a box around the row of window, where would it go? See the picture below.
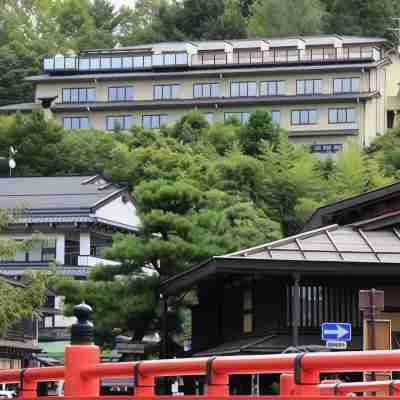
[60,77,361,103]
[63,108,356,130]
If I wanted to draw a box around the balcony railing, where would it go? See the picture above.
[42,46,381,73]
[43,52,188,73]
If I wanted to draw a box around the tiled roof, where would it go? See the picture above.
[225,223,400,263]
[0,175,124,211]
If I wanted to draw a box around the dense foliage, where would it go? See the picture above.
[0,110,394,347]
[0,209,47,336]
[1,0,399,105]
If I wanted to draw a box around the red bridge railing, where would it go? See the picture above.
[2,303,400,399]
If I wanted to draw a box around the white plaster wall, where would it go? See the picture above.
[95,196,141,229]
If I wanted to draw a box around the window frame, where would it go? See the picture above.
[108,86,134,102]
[63,116,90,129]
[106,115,134,131]
[243,287,254,334]
[328,108,356,124]
[296,79,323,95]
[142,114,169,129]
[332,77,360,94]
[230,81,257,97]
[153,84,180,100]
[291,109,318,125]
[260,80,286,96]
[62,87,96,104]
[271,110,281,125]
[193,82,220,98]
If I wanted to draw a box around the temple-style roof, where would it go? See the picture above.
[161,213,400,295]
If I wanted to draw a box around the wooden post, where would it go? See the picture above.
[292,273,301,347]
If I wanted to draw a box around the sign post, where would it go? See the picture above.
[321,322,352,349]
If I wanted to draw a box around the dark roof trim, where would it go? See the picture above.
[91,187,127,210]
[161,255,400,295]
[51,92,377,113]
[302,180,400,231]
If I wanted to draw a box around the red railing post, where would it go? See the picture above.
[64,303,100,398]
[280,373,295,395]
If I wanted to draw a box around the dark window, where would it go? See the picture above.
[291,110,318,125]
[296,79,323,95]
[63,116,89,129]
[62,88,95,103]
[310,143,343,153]
[106,115,134,131]
[193,83,220,98]
[285,285,361,328]
[328,108,356,123]
[243,288,253,334]
[142,114,168,129]
[271,111,280,125]
[230,81,257,97]
[42,239,56,262]
[108,86,134,102]
[153,84,180,100]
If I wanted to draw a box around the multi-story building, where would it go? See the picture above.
[27,34,390,156]
[0,175,141,358]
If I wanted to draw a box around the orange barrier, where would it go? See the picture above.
[3,304,400,399]
[2,349,400,398]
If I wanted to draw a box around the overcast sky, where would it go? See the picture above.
[111,0,134,8]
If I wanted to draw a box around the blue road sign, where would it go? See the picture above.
[321,322,352,342]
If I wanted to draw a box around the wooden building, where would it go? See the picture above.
[0,276,40,369]
[161,181,400,358]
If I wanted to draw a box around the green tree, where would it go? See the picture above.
[248,0,326,37]
[0,209,47,336]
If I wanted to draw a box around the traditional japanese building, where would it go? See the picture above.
[0,276,40,369]
[161,181,400,359]
[0,175,141,359]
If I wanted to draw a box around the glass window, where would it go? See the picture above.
[108,86,134,102]
[70,89,79,103]
[153,84,180,99]
[79,58,89,70]
[193,83,219,98]
[164,53,175,65]
[261,81,286,96]
[143,55,152,67]
[243,288,253,334]
[43,58,54,70]
[64,117,89,129]
[231,82,257,97]
[54,57,65,69]
[176,53,187,65]
[90,58,100,70]
[87,88,96,102]
[133,56,144,68]
[65,57,76,69]
[297,79,323,95]
[291,110,318,125]
[328,108,356,123]
[63,88,96,103]
[106,115,133,131]
[333,77,360,93]
[111,57,122,69]
[204,113,214,124]
[311,144,343,153]
[271,111,280,125]
[122,57,133,69]
[143,114,168,129]
[101,57,111,69]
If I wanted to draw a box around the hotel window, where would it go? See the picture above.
[62,88,96,103]
[204,113,214,124]
[42,239,56,262]
[310,144,343,154]
[260,80,286,96]
[296,79,323,95]
[243,288,254,334]
[224,112,250,124]
[63,116,89,129]
[153,84,180,100]
[108,86,134,102]
[328,108,356,124]
[230,81,257,97]
[142,114,168,129]
[193,83,220,98]
[106,115,134,131]
[333,77,360,93]
[271,110,281,125]
[291,110,318,125]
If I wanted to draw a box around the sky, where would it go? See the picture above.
[111,0,134,8]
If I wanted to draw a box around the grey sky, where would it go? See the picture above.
[111,0,134,9]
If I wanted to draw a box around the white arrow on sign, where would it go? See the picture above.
[324,325,349,339]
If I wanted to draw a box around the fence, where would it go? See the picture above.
[2,303,400,399]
